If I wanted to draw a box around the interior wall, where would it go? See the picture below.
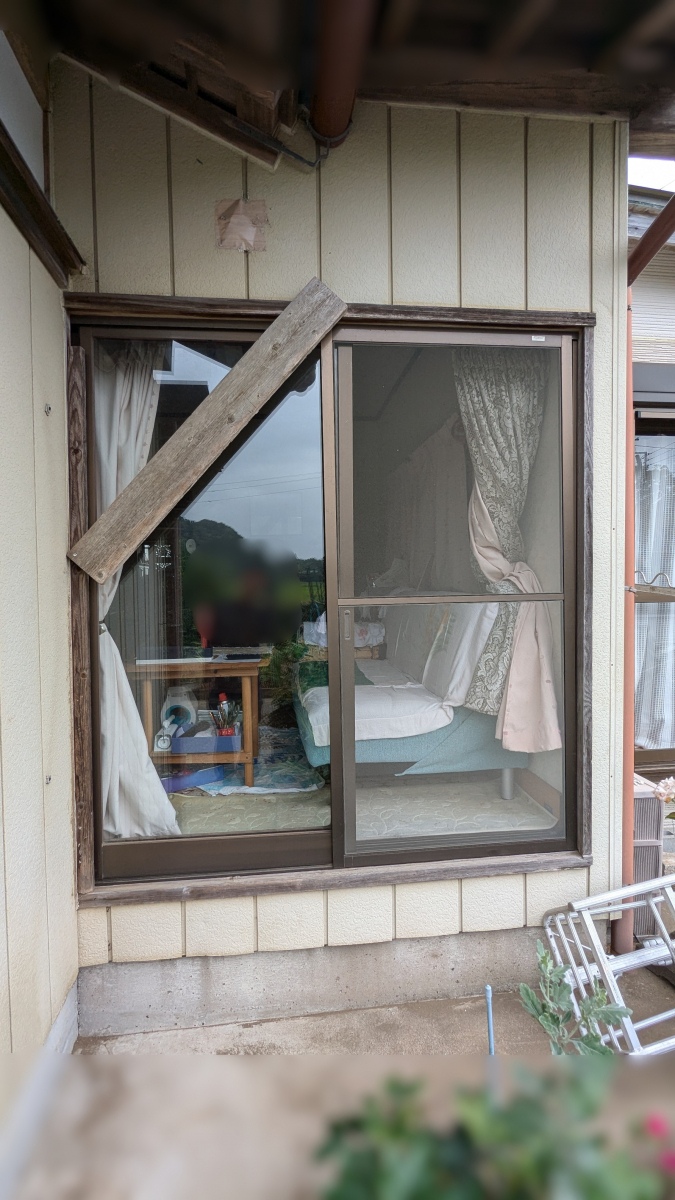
[0,206,78,1050]
[49,59,627,939]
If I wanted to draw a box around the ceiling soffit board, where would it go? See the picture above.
[68,277,347,585]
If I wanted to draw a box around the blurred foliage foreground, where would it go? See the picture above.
[319,1064,675,1200]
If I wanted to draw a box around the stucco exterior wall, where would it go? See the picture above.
[49,59,628,969]
[0,206,78,1050]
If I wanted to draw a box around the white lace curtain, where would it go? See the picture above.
[452,348,562,754]
[95,341,180,839]
[635,438,675,750]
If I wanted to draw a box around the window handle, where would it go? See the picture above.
[343,609,351,641]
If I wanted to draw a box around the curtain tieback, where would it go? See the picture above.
[99,622,108,635]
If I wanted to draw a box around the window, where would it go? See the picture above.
[633,367,675,781]
[77,317,581,882]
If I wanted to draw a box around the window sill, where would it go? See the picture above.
[78,850,592,908]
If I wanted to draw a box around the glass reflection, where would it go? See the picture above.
[99,342,330,841]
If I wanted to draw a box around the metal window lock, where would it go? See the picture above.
[343,610,351,640]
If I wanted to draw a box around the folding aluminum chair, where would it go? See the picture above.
[543,872,675,1055]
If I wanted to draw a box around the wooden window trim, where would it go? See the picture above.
[78,850,593,907]
[68,296,593,898]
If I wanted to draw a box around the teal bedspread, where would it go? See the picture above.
[293,693,528,774]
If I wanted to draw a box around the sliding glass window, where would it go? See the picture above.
[328,333,575,862]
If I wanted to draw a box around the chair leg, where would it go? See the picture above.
[501,768,514,801]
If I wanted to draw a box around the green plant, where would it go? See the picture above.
[519,939,632,1055]
[260,638,308,709]
[318,1067,666,1200]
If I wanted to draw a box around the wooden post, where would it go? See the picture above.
[68,345,95,893]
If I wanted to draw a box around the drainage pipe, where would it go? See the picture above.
[309,0,379,147]
[612,288,635,956]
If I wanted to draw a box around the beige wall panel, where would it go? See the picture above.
[0,773,10,1051]
[327,885,393,945]
[111,902,182,962]
[185,896,256,957]
[257,891,325,951]
[395,880,460,939]
[248,127,319,300]
[527,119,591,311]
[459,112,525,309]
[320,101,389,303]
[170,121,246,299]
[461,874,525,932]
[29,254,78,1019]
[49,59,95,292]
[526,868,589,926]
[78,908,109,967]
[390,107,459,306]
[92,81,171,294]
[0,209,51,1049]
[590,121,626,894]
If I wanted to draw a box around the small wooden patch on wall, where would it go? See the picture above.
[215,198,268,251]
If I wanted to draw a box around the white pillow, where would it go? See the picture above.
[422,603,498,707]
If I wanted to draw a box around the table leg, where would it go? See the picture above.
[142,678,154,754]
[242,675,254,787]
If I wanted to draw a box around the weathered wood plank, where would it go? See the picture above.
[68,346,95,893]
[68,277,347,583]
[79,850,593,906]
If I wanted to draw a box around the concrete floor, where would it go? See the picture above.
[75,968,675,1055]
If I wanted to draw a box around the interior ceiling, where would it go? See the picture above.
[9,0,675,156]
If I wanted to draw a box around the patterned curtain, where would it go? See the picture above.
[452,348,548,716]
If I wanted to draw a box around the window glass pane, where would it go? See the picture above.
[338,601,565,851]
[96,339,330,843]
[345,344,562,598]
[634,435,675,753]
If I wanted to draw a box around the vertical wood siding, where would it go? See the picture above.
[460,112,526,309]
[170,122,246,300]
[0,212,78,1051]
[49,60,627,916]
[390,106,459,306]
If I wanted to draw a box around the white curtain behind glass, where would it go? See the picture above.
[95,341,180,839]
[635,435,675,750]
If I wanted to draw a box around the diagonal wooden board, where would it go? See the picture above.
[68,277,347,584]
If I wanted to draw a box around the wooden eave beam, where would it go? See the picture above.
[120,64,282,170]
[61,55,282,170]
[0,117,85,288]
[628,190,675,284]
[68,278,347,584]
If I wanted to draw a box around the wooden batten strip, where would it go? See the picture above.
[68,346,96,893]
[68,276,347,584]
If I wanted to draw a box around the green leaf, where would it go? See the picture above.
[519,983,543,1017]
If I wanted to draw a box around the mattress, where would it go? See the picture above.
[298,659,452,746]
[293,695,528,773]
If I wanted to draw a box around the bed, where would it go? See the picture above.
[293,602,529,799]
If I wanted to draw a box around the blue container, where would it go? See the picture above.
[171,734,242,754]
[160,765,224,793]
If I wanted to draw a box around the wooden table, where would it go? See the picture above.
[125,659,260,787]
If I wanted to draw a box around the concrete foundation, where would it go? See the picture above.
[78,927,543,1038]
